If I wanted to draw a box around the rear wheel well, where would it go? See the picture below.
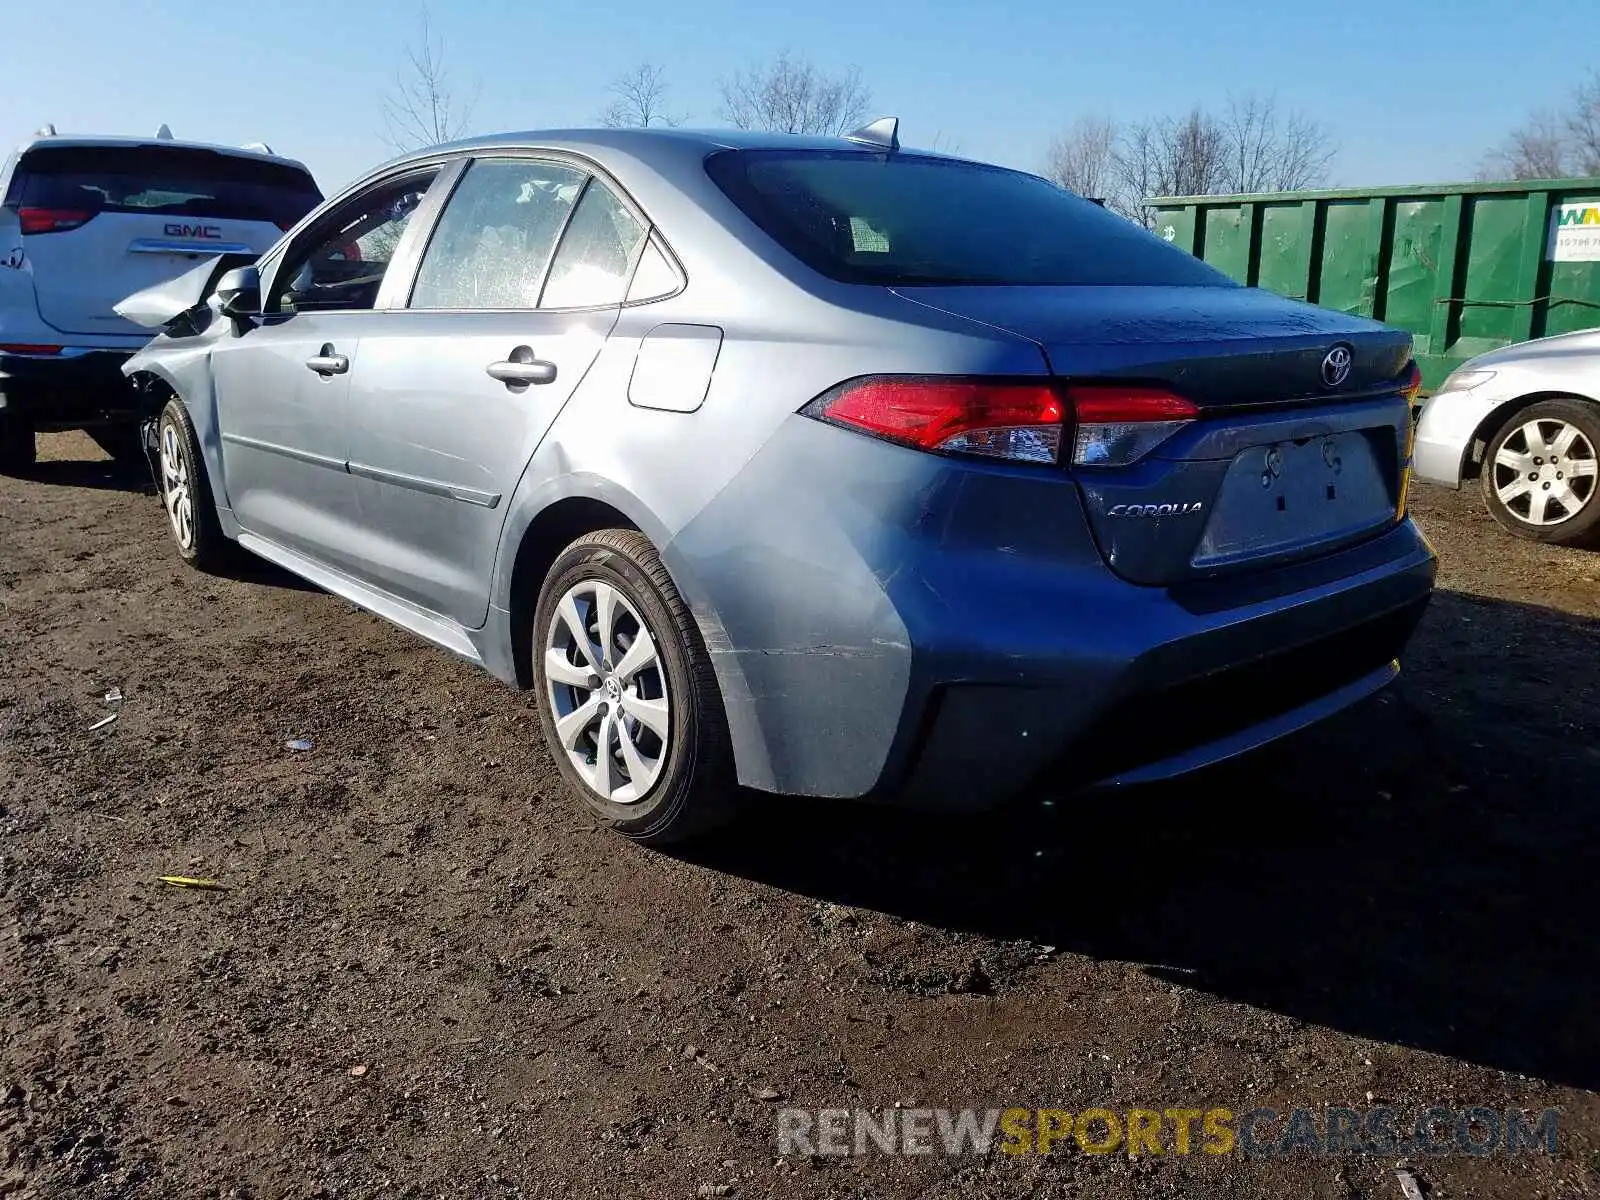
[508,497,641,688]
[1463,391,1600,479]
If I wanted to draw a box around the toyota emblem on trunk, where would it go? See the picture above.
[1320,345,1353,388]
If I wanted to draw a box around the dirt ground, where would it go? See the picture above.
[3,431,1599,1200]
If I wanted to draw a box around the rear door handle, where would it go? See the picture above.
[486,345,557,387]
[305,344,349,376]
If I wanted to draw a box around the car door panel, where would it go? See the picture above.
[346,308,615,626]
[340,157,646,628]
[211,168,447,572]
[212,315,365,566]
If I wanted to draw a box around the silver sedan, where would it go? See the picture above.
[1414,330,1600,545]
[116,124,1435,844]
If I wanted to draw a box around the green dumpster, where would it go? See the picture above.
[1148,179,1600,389]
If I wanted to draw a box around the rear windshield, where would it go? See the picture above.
[8,146,322,227]
[704,149,1233,288]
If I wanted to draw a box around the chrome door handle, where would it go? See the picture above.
[305,344,349,376]
[486,345,557,387]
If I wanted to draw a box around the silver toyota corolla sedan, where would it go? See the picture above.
[117,122,1437,843]
[1413,330,1600,546]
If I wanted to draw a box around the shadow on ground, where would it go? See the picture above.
[19,454,153,493]
[684,590,1600,1092]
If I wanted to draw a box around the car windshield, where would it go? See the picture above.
[9,145,322,227]
[704,148,1234,288]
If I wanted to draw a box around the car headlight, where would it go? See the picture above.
[1438,367,1496,393]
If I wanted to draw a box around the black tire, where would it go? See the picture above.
[1480,397,1600,547]
[155,398,233,573]
[532,529,737,844]
[0,413,36,473]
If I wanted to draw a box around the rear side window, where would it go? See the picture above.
[541,180,647,309]
[7,145,322,228]
[704,149,1233,288]
[409,158,586,310]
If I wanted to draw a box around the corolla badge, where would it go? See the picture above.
[1107,501,1205,517]
[1320,344,1353,388]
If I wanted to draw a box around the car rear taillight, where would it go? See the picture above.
[18,207,95,235]
[0,344,62,355]
[803,377,1066,464]
[1064,383,1199,467]
[803,377,1202,468]
[1399,360,1423,404]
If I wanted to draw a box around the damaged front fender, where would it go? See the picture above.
[113,252,258,330]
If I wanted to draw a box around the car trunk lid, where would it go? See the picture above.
[896,283,1415,584]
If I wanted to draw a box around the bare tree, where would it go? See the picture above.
[1048,98,1336,222]
[1568,73,1600,175]
[1111,108,1228,226]
[1046,115,1116,200]
[1481,110,1570,180]
[718,51,871,136]
[1482,71,1600,179]
[599,63,685,129]
[1220,93,1335,193]
[381,6,479,152]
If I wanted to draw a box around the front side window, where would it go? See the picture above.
[540,180,647,309]
[704,149,1234,288]
[409,159,586,310]
[270,171,437,314]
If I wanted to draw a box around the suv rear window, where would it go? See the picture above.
[7,145,322,227]
[704,149,1232,288]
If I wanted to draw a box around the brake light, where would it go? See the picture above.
[1399,359,1423,404]
[0,344,62,355]
[804,377,1065,464]
[1064,383,1199,467]
[803,377,1203,467]
[18,207,94,235]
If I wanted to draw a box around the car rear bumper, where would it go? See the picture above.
[0,346,142,426]
[665,415,1437,807]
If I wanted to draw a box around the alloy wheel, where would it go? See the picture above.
[1491,417,1598,527]
[543,579,671,804]
[160,420,194,550]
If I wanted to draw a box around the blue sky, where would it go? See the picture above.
[1,0,1589,196]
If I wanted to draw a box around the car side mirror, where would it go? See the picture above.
[215,266,261,319]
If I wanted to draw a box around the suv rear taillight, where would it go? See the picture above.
[18,206,95,235]
[803,376,1198,468]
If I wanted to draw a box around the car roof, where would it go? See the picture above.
[12,134,313,175]
[370,125,977,175]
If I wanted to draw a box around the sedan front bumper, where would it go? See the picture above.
[1413,387,1511,489]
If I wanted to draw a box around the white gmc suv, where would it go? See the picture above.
[0,128,321,470]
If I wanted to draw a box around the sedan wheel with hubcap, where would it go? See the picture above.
[544,579,671,804]
[1482,399,1600,547]
[161,419,196,552]
[532,528,735,843]
[155,397,231,572]
[1490,417,1596,526]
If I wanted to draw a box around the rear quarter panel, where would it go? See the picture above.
[487,193,1047,790]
